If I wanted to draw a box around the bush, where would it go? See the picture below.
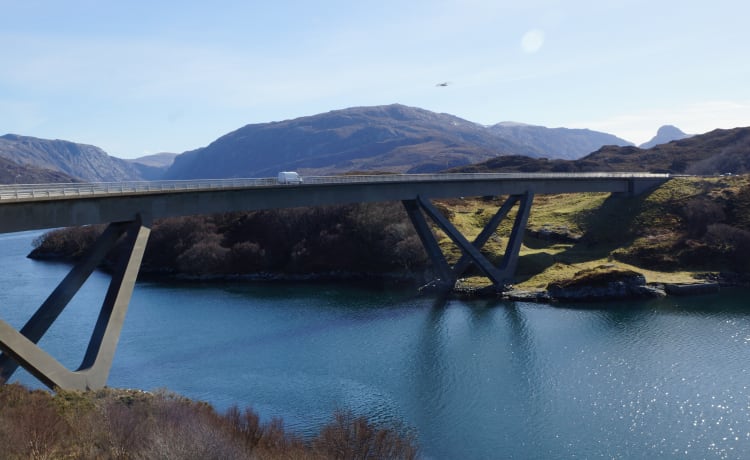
[0,384,420,459]
[313,410,419,459]
[176,234,230,275]
[680,198,725,238]
[705,223,750,271]
[30,224,105,260]
[30,203,430,279]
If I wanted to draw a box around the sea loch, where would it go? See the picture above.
[4,231,749,459]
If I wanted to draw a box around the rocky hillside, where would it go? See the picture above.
[582,127,750,174]
[0,155,77,184]
[164,104,633,179]
[452,126,750,175]
[0,134,144,182]
[488,122,631,160]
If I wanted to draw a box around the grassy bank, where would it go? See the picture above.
[447,175,750,291]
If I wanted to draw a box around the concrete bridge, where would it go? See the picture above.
[0,172,669,391]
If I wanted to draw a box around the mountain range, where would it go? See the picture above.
[0,104,732,183]
[453,127,750,175]
[164,104,632,179]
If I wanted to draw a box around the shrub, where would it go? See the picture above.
[313,410,419,460]
[0,383,75,458]
[228,241,267,273]
[30,224,104,260]
[680,198,725,238]
[705,223,750,271]
[0,385,420,459]
[29,202,430,279]
[175,234,230,275]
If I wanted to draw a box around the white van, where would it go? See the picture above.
[277,171,303,184]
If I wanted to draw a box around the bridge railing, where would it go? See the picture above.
[0,178,275,200]
[0,172,669,201]
[301,172,668,184]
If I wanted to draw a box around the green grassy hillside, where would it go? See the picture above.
[446,175,750,290]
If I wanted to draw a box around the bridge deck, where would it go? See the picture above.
[0,173,669,233]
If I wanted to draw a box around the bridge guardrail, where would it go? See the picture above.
[0,172,670,202]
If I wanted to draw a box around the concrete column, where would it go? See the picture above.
[451,195,520,278]
[0,221,132,381]
[402,193,536,291]
[498,192,534,280]
[402,199,454,287]
[0,216,151,391]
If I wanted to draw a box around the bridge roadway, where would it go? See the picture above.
[0,172,668,233]
[0,172,669,391]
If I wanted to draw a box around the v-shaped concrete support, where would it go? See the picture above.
[403,192,534,291]
[0,216,150,390]
[402,199,454,286]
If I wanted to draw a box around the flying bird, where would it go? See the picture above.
[436,81,450,87]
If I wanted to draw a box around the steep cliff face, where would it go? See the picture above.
[0,134,144,182]
[0,155,77,184]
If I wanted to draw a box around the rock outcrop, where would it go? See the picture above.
[546,265,665,302]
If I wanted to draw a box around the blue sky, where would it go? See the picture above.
[1,0,748,158]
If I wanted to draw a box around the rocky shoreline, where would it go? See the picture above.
[27,249,733,305]
[452,265,729,304]
[456,281,722,304]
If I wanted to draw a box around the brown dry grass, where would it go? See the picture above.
[0,383,418,460]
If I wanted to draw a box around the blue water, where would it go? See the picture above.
[3,230,750,459]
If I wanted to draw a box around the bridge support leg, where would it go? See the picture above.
[403,192,534,291]
[403,199,454,288]
[498,191,534,278]
[0,216,150,391]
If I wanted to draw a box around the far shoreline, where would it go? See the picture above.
[27,249,746,306]
[130,266,739,306]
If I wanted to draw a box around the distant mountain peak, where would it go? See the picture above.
[640,125,691,149]
[657,125,685,136]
